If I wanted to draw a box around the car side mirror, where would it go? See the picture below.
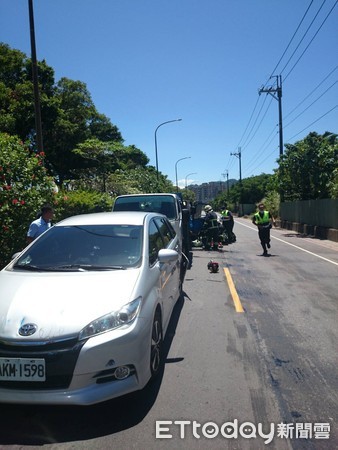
[158,249,179,265]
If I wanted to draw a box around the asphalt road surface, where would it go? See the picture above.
[0,218,337,450]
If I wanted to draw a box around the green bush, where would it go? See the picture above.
[0,133,114,269]
[0,133,55,268]
[260,191,280,218]
[54,190,113,222]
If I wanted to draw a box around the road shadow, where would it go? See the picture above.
[0,294,186,445]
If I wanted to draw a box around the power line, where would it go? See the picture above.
[247,145,279,177]
[284,65,338,120]
[244,125,278,172]
[242,97,274,151]
[266,0,315,85]
[284,0,337,81]
[240,1,319,166]
[285,105,338,141]
[235,95,261,149]
[240,94,270,150]
[279,0,328,78]
[284,80,337,128]
[233,1,337,179]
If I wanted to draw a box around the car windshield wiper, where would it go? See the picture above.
[13,264,46,271]
[13,263,126,272]
[48,264,126,271]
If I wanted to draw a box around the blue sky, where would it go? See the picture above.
[1,0,337,187]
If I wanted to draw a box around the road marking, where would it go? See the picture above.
[236,221,338,267]
[223,268,244,313]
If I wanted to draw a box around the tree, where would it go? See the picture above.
[0,43,57,141]
[218,174,273,204]
[277,132,338,200]
[71,138,118,192]
[0,44,124,185]
[71,139,150,192]
[327,167,338,199]
[106,167,175,196]
[113,144,149,170]
[213,174,277,212]
[44,78,123,184]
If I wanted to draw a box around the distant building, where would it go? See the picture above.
[187,180,237,203]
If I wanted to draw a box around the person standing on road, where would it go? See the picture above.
[252,203,276,256]
[27,204,54,244]
[201,205,220,251]
[220,204,236,243]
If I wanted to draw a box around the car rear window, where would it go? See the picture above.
[114,195,177,219]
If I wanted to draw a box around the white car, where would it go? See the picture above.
[0,211,182,405]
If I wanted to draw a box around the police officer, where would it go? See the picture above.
[202,205,220,250]
[252,203,276,256]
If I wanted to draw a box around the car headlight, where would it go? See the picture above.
[79,297,142,340]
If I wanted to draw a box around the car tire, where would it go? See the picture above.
[150,310,163,377]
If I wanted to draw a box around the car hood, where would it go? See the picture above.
[0,269,141,341]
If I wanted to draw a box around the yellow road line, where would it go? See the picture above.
[223,268,244,313]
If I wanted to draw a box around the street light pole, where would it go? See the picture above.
[185,172,197,189]
[175,157,191,192]
[154,119,182,179]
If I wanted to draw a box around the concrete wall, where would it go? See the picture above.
[279,199,338,242]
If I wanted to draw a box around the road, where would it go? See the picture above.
[0,218,337,449]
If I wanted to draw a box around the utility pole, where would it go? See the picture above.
[230,148,242,216]
[231,149,242,185]
[259,75,284,203]
[28,0,44,155]
[259,75,283,156]
[221,170,229,196]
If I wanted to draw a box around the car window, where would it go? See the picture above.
[13,225,143,269]
[148,219,165,266]
[114,195,178,219]
[154,217,176,247]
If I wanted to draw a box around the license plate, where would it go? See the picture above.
[0,358,46,381]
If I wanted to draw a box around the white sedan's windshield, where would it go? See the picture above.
[14,225,142,270]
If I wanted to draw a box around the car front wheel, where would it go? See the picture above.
[150,310,163,377]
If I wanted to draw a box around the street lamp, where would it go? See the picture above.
[175,157,191,192]
[185,172,197,189]
[154,119,182,179]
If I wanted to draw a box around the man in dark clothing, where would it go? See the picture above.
[252,203,276,256]
[220,204,236,243]
[201,205,220,250]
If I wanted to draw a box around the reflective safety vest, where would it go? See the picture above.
[254,211,270,225]
[209,218,219,229]
[221,210,231,221]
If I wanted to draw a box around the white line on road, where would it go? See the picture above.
[236,220,338,267]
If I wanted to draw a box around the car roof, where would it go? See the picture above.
[116,193,179,198]
[55,211,164,227]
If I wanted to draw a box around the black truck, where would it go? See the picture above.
[113,193,191,282]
